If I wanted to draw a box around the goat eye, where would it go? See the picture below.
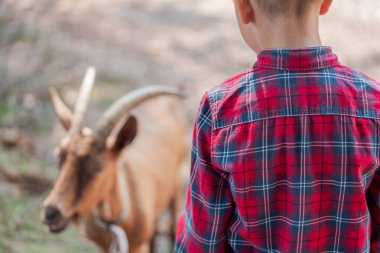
[58,153,67,169]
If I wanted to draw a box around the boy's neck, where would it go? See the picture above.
[257,14,322,50]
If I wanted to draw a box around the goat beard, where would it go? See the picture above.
[47,217,69,233]
[48,212,80,234]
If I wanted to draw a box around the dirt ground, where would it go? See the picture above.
[0,0,379,252]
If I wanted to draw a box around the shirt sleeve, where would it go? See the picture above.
[175,93,234,253]
[367,169,380,253]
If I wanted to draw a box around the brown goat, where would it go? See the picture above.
[41,67,187,253]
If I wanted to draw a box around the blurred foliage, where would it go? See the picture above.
[0,3,74,133]
[0,190,98,253]
[0,100,11,126]
[0,148,99,253]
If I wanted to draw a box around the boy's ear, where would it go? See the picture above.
[236,0,254,24]
[320,0,333,15]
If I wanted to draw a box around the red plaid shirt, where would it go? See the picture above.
[176,46,380,253]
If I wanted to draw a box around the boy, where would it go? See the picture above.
[176,0,380,252]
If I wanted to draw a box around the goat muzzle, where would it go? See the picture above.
[42,205,70,233]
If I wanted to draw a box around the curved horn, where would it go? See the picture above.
[69,67,96,135]
[49,87,74,131]
[95,85,185,141]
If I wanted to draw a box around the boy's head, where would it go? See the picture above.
[233,0,333,52]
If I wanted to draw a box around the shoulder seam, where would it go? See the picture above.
[204,91,217,169]
[213,110,380,130]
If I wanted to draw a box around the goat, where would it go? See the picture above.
[41,67,187,253]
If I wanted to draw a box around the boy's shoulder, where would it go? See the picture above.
[201,68,255,130]
[335,65,380,99]
[203,63,380,130]
[207,68,254,104]
[341,66,380,87]
[206,63,380,104]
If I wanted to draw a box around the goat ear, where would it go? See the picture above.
[112,116,138,153]
[49,87,74,131]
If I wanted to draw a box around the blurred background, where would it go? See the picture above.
[0,0,379,252]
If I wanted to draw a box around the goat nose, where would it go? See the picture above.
[44,206,61,222]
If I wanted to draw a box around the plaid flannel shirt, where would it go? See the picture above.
[175,46,380,253]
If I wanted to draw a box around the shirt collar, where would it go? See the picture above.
[254,46,340,71]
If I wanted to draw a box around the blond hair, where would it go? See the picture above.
[254,0,316,18]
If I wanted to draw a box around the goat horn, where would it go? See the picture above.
[69,67,96,135]
[95,85,185,142]
[49,87,74,131]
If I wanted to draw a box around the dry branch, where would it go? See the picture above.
[0,164,51,195]
[0,128,34,153]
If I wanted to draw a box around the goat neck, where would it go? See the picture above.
[93,159,130,226]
